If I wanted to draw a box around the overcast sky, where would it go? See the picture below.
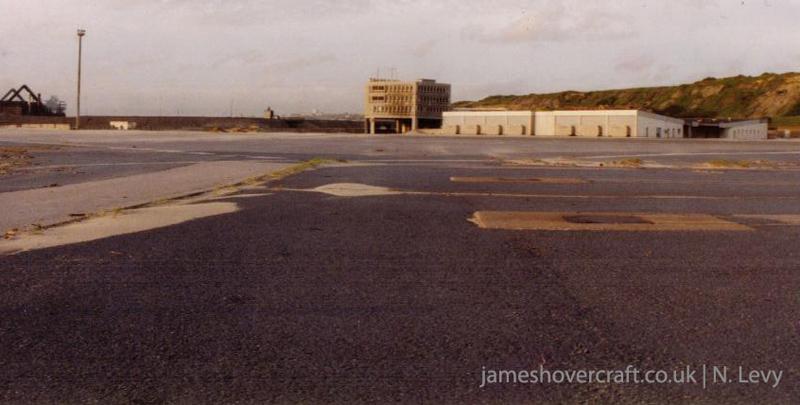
[1,0,798,116]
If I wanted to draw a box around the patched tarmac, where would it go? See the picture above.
[1,159,800,403]
[468,211,753,232]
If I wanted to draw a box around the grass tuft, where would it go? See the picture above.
[706,159,753,168]
[268,157,339,181]
[612,158,643,167]
[0,147,32,175]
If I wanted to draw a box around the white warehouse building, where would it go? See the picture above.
[442,110,685,138]
[440,111,534,136]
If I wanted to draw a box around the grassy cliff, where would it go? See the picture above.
[454,72,800,119]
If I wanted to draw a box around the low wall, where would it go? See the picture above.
[0,115,365,133]
[0,123,70,130]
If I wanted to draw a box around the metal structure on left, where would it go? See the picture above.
[0,85,66,117]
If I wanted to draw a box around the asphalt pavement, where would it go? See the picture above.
[1,130,799,403]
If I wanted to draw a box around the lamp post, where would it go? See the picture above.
[76,29,86,130]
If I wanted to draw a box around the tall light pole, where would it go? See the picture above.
[76,29,86,130]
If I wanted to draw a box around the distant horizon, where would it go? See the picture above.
[3,1,799,116]
[27,70,799,118]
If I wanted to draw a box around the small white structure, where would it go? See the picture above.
[442,110,684,138]
[720,120,768,140]
[685,118,769,140]
[109,121,137,130]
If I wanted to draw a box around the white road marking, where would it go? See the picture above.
[279,184,800,200]
[0,140,287,160]
[734,214,800,225]
[359,159,489,163]
[585,151,800,159]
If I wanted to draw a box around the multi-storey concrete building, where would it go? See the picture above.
[364,78,450,134]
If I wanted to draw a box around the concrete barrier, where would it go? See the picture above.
[0,116,365,133]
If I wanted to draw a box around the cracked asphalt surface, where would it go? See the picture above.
[1,131,800,403]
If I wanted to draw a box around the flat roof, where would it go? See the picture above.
[444,109,684,124]
[534,109,640,115]
[686,118,769,128]
[444,111,532,117]
[367,78,448,85]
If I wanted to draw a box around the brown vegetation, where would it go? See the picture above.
[454,72,800,120]
[0,147,32,175]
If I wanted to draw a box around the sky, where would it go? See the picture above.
[1,0,799,116]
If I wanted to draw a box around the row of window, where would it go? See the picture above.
[644,127,682,137]
[732,129,761,136]
[419,96,449,104]
[419,86,447,94]
[371,106,449,114]
[370,85,448,94]
[371,85,413,93]
[373,105,411,114]
[420,106,447,113]
[370,96,447,105]
[385,95,411,103]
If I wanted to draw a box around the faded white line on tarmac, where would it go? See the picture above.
[280,183,800,200]
[450,176,587,184]
[359,159,489,163]
[0,140,287,160]
[206,193,272,201]
[584,151,800,159]
[734,214,800,225]
[22,158,289,171]
[308,183,401,197]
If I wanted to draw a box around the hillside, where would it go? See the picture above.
[454,72,800,119]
